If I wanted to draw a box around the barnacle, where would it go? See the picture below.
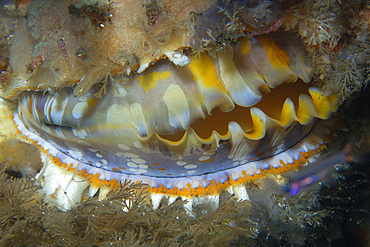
[0,0,369,246]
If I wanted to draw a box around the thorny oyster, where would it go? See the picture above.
[0,0,369,245]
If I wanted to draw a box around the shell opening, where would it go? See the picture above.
[14,35,339,183]
[161,79,313,142]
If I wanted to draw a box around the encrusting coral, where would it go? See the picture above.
[284,0,369,102]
